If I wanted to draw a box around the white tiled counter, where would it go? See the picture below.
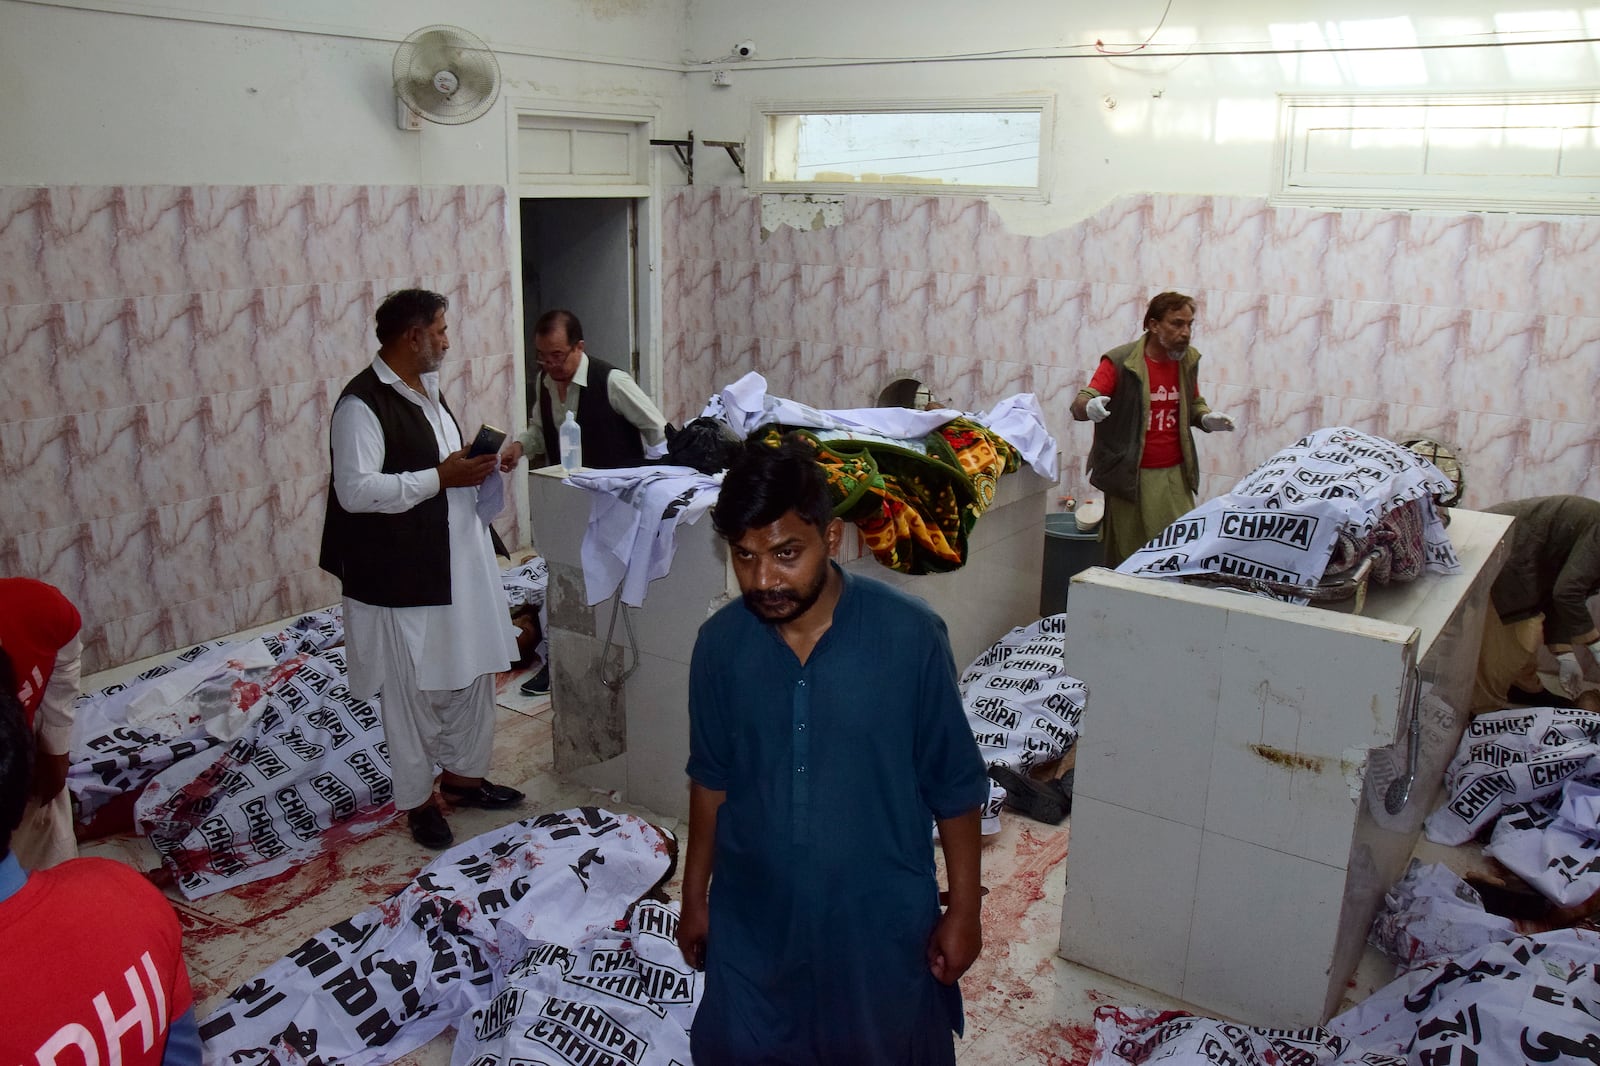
[528,464,1050,820]
[1058,508,1512,1025]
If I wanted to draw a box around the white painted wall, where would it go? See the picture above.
[682,0,1600,228]
[0,0,690,186]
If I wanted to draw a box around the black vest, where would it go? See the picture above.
[318,365,457,607]
[537,356,646,469]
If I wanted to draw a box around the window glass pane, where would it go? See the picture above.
[776,111,1041,189]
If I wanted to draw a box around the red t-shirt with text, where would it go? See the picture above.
[1086,353,1183,469]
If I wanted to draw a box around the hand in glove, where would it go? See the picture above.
[1201,412,1236,432]
[1085,395,1111,423]
[1557,651,1583,697]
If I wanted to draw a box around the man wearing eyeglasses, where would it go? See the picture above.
[498,309,667,474]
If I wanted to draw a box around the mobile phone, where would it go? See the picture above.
[466,423,507,458]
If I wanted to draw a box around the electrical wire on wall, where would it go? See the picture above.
[1093,0,1174,56]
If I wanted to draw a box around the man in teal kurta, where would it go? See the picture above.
[680,434,990,1065]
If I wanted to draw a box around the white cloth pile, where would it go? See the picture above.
[1117,427,1460,592]
[1424,703,1600,906]
[565,466,723,608]
[453,898,701,1066]
[706,371,1059,481]
[958,614,1086,775]
[200,809,676,1065]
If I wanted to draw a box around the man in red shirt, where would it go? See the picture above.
[0,673,201,1065]
[0,577,85,868]
[1071,292,1237,567]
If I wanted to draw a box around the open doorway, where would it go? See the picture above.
[518,197,639,422]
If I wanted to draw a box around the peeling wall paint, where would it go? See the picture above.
[759,193,845,239]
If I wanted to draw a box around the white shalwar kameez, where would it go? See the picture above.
[331,357,518,811]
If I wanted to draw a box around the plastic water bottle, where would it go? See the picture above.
[558,410,583,473]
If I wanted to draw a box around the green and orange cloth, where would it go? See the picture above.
[762,419,1020,574]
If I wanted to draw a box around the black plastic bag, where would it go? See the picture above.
[660,417,742,474]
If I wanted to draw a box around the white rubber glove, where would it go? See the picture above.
[1085,395,1111,423]
[1201,412,1236,432]
[1557,651,1583,697]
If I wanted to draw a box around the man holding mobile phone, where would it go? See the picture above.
[319,288,524,850]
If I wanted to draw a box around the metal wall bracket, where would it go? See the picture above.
[650,130,694,184]
[702,139,745,175]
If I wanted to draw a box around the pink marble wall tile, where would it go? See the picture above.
[38,187,120,303]
[259,383,332,483]
[840,347,897,408]
[1195,290,1267,389]
[1321,394,1390,437]
[672,188,716,262]
[929,353,984,412]
[1392,213,1476,309]
[1375,303,1468,409]
[461,186,509,275]
[1083,195,1152,286]
[272,475,333,577]
[234,567,341,634]
[0,187,49,306]
[413,186,463,277]
[201,389,271,493]
[112,187,191,298]
[710,260,759,337]
[1467,215,1553,315]
[64,407,148,528]
[975,274,1034,361]
[794,264,845,343]
[1458,310,1542,415]
[709,187,759,263]
[1386,402,1463,456]
[1081,282,1148,351]
[980,359,1034,412]
[757,207,844,267]
[1019,218,1090,283]
[927,272,982,358]
[459,354,518,432]
[1197,382,1259,480]
[1454,410,1532,508]
[670,258,715,336]
[1248,386,1324,462]
[882,269,934,353]
[309,281,378,378]
[1522,314,1600,424]
[927,198,987,275]
[0,302,67,422]
[754,339,804,400]
[710,334,762,391]
[1032,363,1086,442]
[1323,210,1404,303]
[254,285,321,388]
[1545,218,1600,318]
[218,485,279,585]
[53,298,138,414]
[840,267,890,347]
[1314,300,1396,399]
[753,261,802,341]
[974,210,1032,279]
[361,186,421,279]
[1020,278,1091,369]
[181,186,254,293]
[305,186,369,283]
[152,497,227,607]
[82,510,162,620]
[246,186,313,287]
[784,340,844,406]
[0,537,23,577]
[1522,418,1600,502]
[105,591,240,670]
[465,269,516,358]
[1258,207,1336,297]
[175,289,261,395]
[130,398,212,509]
[838,197,896,270]
[16,525,93,617]
[1196,197,1270,295]
[1256,295,1332,392]
[665,331,718,419]
[1137,194,1208,289]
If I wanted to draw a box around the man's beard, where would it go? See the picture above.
[743,570,827,624]
[418,339,445,372]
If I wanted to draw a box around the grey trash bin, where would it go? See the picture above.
[1039,512,1104,615]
